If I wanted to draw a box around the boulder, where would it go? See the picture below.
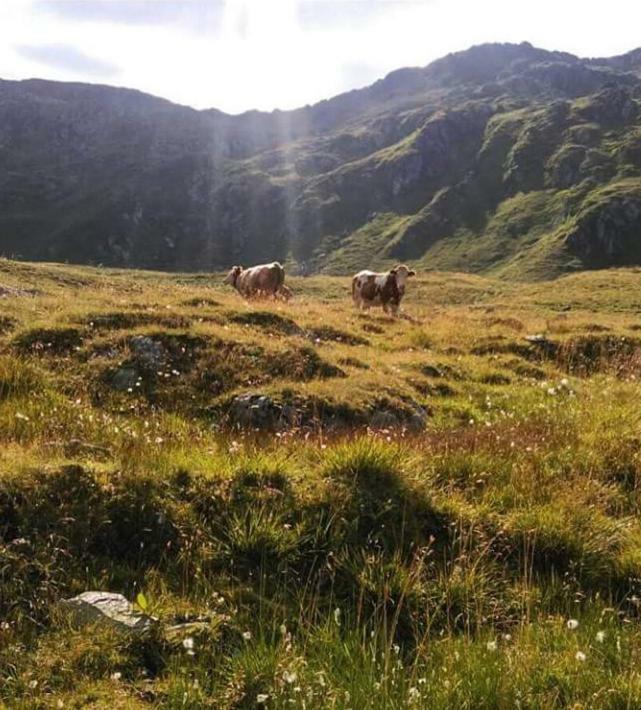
[129,336,166,368]
[58,591,157,634]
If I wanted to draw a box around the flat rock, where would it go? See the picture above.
[59,591,157,634]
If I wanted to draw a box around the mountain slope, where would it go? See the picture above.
[1,41,641,277]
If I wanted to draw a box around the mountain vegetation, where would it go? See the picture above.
[2,42,641,277]
[3,260,641,705]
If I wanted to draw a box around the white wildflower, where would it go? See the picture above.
[282,670,297,684]
[567,619,579,630]
[256,694,269,704]
[575,651,586,662]
[182,637,195,655]
[28,680,38,689]
[486,640,498,651]
[334,607,341,626]
[279,624,287,636]
[110,672,122,681]
[596,630,606,643]
[408,687,420,701]
[242,630,252,641]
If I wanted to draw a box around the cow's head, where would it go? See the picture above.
[390,264,416,293]
[223,265,242,286]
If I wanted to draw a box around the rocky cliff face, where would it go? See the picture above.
[2,42,641,277]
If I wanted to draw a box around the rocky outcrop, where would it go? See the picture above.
[226,392,428,432]
[565,191,641,266]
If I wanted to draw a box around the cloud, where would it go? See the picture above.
[296,0,424,30]
[33,0,225,33]
[15,43,120,78]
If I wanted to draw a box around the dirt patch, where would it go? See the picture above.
[13,327,84,355]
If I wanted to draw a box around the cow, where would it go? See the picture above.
[223,262,286,299]
[352,264,416,316]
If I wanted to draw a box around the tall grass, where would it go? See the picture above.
[2,261,641,705]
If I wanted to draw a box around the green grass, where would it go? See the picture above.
[3,259,641,706]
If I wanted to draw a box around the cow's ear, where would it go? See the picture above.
[409,270,416,277]
[390,268,398,275]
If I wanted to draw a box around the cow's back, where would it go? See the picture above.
[239,262,284,294]
[354,270,386,302]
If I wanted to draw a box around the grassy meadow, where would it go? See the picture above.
[3,258,641,707]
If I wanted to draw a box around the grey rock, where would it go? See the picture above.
[110,365,140,391]
[130,336,166,368]
[370,398,428,432]
[228,393,296,430]
[59,591,157,634]
[369,410,400,429]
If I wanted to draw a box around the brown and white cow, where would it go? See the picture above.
[352,264,416,316]
[223,262,287,299]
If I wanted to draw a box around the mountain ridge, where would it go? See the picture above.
[2,41,641,277]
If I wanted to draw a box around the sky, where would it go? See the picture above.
[1,0,641,114]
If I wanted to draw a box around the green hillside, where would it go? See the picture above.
[2,42,641,277]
